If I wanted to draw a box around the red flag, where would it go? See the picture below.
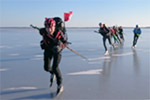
[64,11,73,22]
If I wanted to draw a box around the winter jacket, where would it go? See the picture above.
[133,28,142,34]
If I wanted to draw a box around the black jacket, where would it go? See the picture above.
[99,27,110,37]
[39,28,67,51]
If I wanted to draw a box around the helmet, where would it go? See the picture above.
[44,18,56,28]
[99,22,102,26]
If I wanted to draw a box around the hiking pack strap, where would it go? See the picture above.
[41,31,66,47]
[41,32,49,47]
[59,30,67,41]
[46,31,61,40]
[46,33,55,40]
[46,31,66,41]
[55,31,61,39]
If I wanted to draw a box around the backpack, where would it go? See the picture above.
[53,17,66,36]
[40,17,67,51]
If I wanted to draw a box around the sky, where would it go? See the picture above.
[0,0,150,27]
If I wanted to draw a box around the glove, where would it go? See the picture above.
[60,43,67,49]
[137,34,140,37]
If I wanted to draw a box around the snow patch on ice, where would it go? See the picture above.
[0,68,9,72]
[67,69,103,75]
[4,87,37,91]
[9,53,20,56]
[112,52,134,57]
[88,56,111,61]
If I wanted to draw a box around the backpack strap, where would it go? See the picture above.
[59,30,67,41]
[41,32,49,47]
[55,31,61,39]
[46,33,55,40]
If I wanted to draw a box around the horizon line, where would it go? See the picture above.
[0,26,150,28]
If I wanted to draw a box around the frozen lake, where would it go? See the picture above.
[0,27,150,100]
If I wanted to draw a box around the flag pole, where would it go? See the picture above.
[64,11,88,61]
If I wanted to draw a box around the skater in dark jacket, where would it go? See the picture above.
[98,23,115,55]
[118,26,124,41]
[39,17,67,94]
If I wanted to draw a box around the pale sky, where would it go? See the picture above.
[0,0,150,27]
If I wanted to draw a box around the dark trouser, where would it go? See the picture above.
[103,36,113,51]
[119,32,124,40]
[44,49,62,86]
[133,34,139,46]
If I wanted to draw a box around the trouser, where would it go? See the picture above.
[103,36,113,51]
[44,49,62,86]
[133,34,139,46]
[114,34,121,44]
[119,32,124,40]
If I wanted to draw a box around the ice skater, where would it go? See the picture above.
[118,26,124,41]
[98,23,115,55]
[132,25,142,48]
[36,17,67,95]
[112,26,122,44]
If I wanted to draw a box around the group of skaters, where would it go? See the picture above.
[98,23,142,55]
[31,17,142,96]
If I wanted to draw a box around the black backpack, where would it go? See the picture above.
[53,17,68,40]
[40,17,68,50]
[53,17,66,34]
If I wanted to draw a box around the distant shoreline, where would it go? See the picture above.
[0,27,150,29]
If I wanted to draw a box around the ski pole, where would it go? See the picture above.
[66,46,88,61]
[30,24,40,30]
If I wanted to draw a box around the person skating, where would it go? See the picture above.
[113,26,122,44]
[132,25,142,48]
[118,26,124,41]
[108,27,119,44]
[39,17,67,94]
[98,23,115,55]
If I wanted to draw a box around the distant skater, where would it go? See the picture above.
[113,26,122,44]
[118,26,124,41]
[132,25,142,48]
[108,27,119,44]
[37,17,67,95]
[98,23,115,55]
